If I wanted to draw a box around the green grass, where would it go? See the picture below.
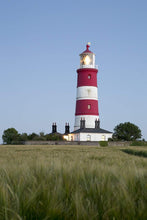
[130,141,147,146]
[122,149,147,158]
[0,145,146,219]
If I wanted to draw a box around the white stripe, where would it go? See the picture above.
[76,86,98,100]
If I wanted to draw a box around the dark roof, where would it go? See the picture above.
[70,127,112,134]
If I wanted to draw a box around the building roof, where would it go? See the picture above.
[70,127,112,134]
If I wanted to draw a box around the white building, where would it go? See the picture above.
[68,119,112,141]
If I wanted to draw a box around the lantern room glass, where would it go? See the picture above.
[80,53,96,68]
[80,53,93,65]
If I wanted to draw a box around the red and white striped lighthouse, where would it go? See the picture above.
[74,43,99,130]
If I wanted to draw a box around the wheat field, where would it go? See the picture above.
[0,144,146,220]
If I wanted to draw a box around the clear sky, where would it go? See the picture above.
[0,0,147,143]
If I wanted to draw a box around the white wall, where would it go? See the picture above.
[74,115,99,130]
[79,133,112,141]
[68,133,79,141]
[68,132,112,141]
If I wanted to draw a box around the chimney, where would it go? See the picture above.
[65,123,70,134]
[95,119,100,129]
[52,123,57,133]
[80,118,85,129]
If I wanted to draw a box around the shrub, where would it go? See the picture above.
[108,138,113,141]
[130,141,147,146]
[99,141,108,147]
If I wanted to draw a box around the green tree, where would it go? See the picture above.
[38,132,46,141]
[45,133,63,141]
[113,122,142,141]
[28,133,39,140]
[18,133,28,142]
[2,128,19,144]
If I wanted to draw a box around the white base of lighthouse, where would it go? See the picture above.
[74,115,99,131]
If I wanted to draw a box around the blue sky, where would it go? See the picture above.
[0,0,147,142]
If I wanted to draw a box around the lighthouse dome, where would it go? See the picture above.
[80,44,93,54]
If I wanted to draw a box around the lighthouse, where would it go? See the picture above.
[74,43,99,130]
[68,43,113,141]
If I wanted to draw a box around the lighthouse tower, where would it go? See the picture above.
[74,43,99,130]
[68,43,112,141]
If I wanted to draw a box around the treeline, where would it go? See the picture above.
[2,128,63,144]
[2,122,146,145]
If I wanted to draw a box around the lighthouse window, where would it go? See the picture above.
[88,104,91,109]
[101,135,106,141]
[87,135,91,141]
[88,74,91,79]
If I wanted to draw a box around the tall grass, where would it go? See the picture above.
[0,145,146,219]
[122,149,147,158]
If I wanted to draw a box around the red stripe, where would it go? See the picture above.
[77,68,98,87]
[75,99,99,116]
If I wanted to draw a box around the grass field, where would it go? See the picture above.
[0,144,146,220]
